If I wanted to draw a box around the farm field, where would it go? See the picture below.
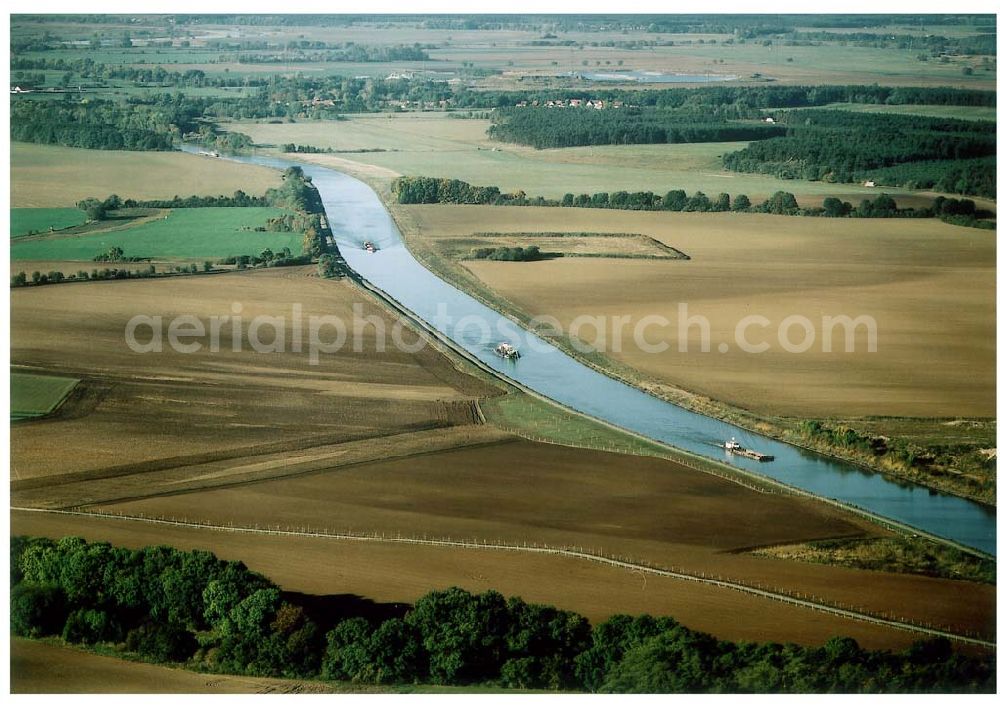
[9,268,494,483]
[243,114,973,207]
[11,639,343,694]
[13,19,995,89]
[400,204,996,419]
[10,262,993,653]
[97,439,995,641]
[11,207,86,237]
[12,509,995,653]
[10,207,303,261]
[10,373,80,422]
[10,143,284,207]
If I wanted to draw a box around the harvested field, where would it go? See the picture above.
[11,639,342,694]
[10,143,284,207]
[9,267,496,484]
[400,205,996,418]
[12,509,981,653]
[98,439,995,641]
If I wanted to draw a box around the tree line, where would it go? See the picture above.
[391,177,995,229]
[487,108,785,149]
[10,535,994,692]
[229,44,431,64]
[721,110,996,198]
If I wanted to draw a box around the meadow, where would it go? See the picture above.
[10,207,303,261]
[10,373,80,422]
[10,143,283,207]
[11,208,86,237]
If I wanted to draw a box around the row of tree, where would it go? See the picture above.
[10,536,994,692]
[391,177,994,228]
[487,108,785,149]
[230,44,431,64]
[11,265,166,287]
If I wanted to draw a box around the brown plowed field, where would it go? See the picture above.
[10,267,495,484]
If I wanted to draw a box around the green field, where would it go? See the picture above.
[10,208,303,261]
[11,208,86,238]
[11,373,80,421]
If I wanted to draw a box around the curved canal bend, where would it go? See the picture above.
[218,150,996,555]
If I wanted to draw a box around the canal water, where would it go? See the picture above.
[217,149,996,555]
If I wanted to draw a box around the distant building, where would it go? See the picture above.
[864,180,876,187]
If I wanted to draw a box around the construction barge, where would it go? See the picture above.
[721,438,774,462]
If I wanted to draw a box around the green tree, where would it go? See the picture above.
[732,194,752,211]
[10,583,68,637]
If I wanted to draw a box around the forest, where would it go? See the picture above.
[10,536,995,693]
[722,110,997,197]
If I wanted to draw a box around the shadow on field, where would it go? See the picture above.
[287,591,410,632]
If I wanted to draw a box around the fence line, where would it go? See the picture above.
[12,506,992,649]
